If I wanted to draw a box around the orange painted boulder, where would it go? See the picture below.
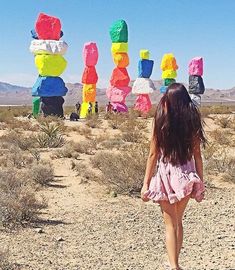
[113,53,129,68]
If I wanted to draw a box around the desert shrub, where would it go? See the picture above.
[215,116,232,128]
[72,140,96,155]
[0,169,46,227]
[209,129,234,146]
[120,118,147,143]
[36,122,65,148]
[85,114,102,128]
[0,131,36,151]
[100,138,125,150]
[0,110,14,123]
[107,113,128,129]
[77,126,92,139]
[92,143,149,195]
[210,105,232,114]
[73,161,98,182]
[30,162,54,186]
[0,147,34,169]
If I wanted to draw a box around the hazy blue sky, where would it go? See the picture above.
[0,0,234,89]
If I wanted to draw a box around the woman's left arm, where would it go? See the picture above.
[141,136,158,201]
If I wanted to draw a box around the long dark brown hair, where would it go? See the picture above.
[154,83,206,165]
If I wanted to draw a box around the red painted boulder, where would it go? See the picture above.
[35,13,61,40]
[82,66,98,84]
[110,67,130,87]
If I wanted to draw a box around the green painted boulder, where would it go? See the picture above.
[164,78,176,86]
[109,19,128,42]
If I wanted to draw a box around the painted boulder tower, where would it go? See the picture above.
[30,13,68,117]
[80,42,99,118]
[106,19,131,112]
[188,57,205,106]
[160,53,178,93]
[132,49,155,114]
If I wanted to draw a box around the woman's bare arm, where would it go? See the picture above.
[193,138,203,181]
[143,137,158,187]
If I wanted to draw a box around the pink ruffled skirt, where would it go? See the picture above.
[145,158,205,204]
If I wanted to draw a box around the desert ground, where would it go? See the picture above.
[0,105,234,270]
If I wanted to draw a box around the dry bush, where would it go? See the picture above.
[77,126,92,139]
[209,129,234,146]
[85,114,102,128]
[0,148,34,169]
[210,105,232,114]
[0,131,37,151]
[215,116,232,128]
[120,118,147,143]
[71,140,96,155]
[107,113,128,129]
[73,161,98,182]
[92,142,149,195]
[0,169,46,228]
[100,138,125,150]
[36,122,65,148]
[30,162,54,186]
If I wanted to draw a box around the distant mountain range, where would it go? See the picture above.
[0,81,235,106]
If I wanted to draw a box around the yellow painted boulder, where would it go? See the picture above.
[140,49,149,60]
[35,54,67,76]
[80,102,95,118]
[111,43,128,53]
[162,70,177,79]
[160,53,178,71]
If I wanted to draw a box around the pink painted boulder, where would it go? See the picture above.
[83,42,98,66]
[106,86,131,103]
[134,94,152,113]
[189,57,203,76]
[35,13,61,40]
[111,102,128,113]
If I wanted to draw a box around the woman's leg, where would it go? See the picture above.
[175,195,190,257]
[160,200,179,269]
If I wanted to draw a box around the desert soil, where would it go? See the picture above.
[0,117,235,270]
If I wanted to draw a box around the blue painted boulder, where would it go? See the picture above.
[138,59,154,78]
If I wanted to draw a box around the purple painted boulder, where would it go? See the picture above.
[189,57,203,76]
[111,102,128,113]
[83,42,98,66]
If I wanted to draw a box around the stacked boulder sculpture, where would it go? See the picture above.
[188,57,205,105]
[30,13,68,117]
[132,49,155,114]
[106,19,131,112]
[160,53,178,93]
[80,42,99,118]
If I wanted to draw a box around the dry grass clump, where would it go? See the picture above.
[0,148,34,169]
[0,169,46,228]
[53,140,96,158]
[85,114,102,128]
[200,106,211,119]
[209,129,234,146]
[120,118,147,143]
[215,116,232,128]
[92,142,149,195]
[73,161,98,182]
[100,138,125,150]
[36,122,65,148]
[107,113,128,129]
[77,126,92,139]
[30,162,54,186]
[0,130,36,151]
[203,144,235,183]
